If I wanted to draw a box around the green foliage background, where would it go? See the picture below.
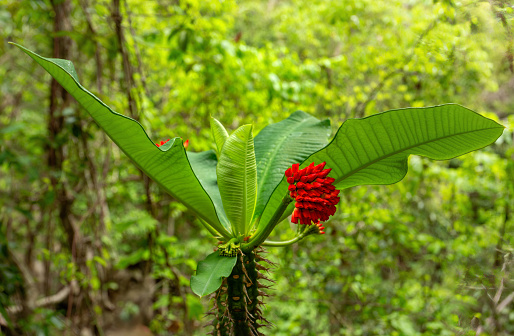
[0,0,513,335]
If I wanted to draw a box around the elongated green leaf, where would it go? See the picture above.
[253,111,331,227]
[12,43,225,232]
[313,105,505,188]
[210,117,229,154]
[191,251,237,297]
[259,104,505,228]
[217,125,257,235]
[187,150,230,233]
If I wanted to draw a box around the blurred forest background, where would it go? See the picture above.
[0,0,513,335]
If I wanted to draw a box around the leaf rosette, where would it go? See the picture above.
[13,42,505,297]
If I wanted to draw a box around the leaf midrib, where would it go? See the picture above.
[242,133,251,233]
[334,126,503,185]
[255,118,319,210]
[198,258,223,296]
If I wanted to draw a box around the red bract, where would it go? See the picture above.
[285,162,340,226]
[315,221,326,234]
[156,139,170,148]
[156,139,189,149]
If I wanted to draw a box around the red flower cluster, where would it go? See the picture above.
[156,139,190,149]
[156,139,170,147]
[285,162,340,228]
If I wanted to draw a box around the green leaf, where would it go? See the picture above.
[217,125,257,235]
[252,111,331,227]
[312,104,505,188]
[187,150,230,234]
[12,43,227,235]
[190,251,237,297]
[210,117,229,155]
[259,104,504,228]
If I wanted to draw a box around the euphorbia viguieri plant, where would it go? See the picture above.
[13,43,505,335]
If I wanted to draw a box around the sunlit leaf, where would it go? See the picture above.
[259,104,505,227]
[217,125,257,235]
[12,43,227,235]
[210,117,229,155]
[252,111,330,229]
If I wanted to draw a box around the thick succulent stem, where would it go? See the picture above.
[209,248,273,335]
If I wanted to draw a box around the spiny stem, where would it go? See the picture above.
[210,249,272,335]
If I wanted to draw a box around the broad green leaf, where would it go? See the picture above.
[187,150,230,233]
[210,117,229,155]
[253,111,331,228]
[312,105,505,188]
[258,104,505,228]
[12,43,226,234]
[190,251,237,297]
[217,125,257,235]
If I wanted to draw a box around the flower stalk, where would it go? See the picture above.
[262,220,327,247]
[242,194,292,253]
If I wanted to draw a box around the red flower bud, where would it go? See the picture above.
[156,139,170,148]
[291,163,300,175]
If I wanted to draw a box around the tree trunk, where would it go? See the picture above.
[49,0,76,256]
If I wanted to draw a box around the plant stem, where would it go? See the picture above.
[242,194,292,252]
[261,237,303,247]
[210,249,270,335]
[277,202,294,223]
[262,224,310,247]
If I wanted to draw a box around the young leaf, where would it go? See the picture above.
[252,111,331,227]
[12,43,226,233]
[210,117,229,154]
[258,104,505,228]
[190,251,237,297]
[217,125,257,235]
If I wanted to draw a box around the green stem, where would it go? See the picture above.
[262,225,309,247]
[242,193,292,252]
[262,237,302,247]
[211,249,270,335]
[277,202,294,223]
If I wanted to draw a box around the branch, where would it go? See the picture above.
[4,281,79,315]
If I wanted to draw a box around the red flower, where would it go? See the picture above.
[314,221,326,234]
[156,139,189,149]
[285,162,340,227]
[156,139,170,147]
